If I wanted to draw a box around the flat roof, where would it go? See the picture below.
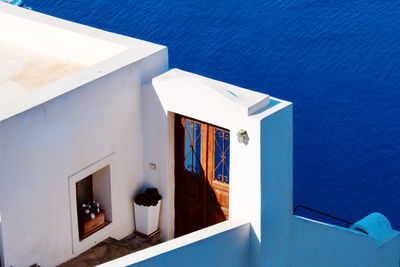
[0,3,166,122]
[0,40,86,105]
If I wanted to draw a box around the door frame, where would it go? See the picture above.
[173,113,230,237]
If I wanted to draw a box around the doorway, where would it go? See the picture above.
[174,114,230,237]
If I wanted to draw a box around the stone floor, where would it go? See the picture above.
[58,232,161,267]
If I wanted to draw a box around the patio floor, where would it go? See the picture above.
[58,232,161,267]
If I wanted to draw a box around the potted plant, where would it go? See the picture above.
[79,200,105,235]
[134,188,162,235]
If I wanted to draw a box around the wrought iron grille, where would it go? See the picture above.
[183,119,202,174]
[214,128,230,184]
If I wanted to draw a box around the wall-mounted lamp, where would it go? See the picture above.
[237,129,248,144]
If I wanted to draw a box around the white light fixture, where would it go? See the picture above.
[237,129,248,144]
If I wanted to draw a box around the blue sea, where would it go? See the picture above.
[27,1,400,228]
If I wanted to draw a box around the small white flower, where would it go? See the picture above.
[82,204,86,208]
[97,208,100,213]
[90,213,95,219]
[96,203,100,207]
[85,209,90,214]
[93,200,96,204]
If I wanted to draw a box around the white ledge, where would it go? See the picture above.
[153,69,270,117]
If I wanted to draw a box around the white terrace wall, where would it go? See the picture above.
[99,220,250,267]
[291,216,400,267]
[0,49,167,267]
[129,221,250,267]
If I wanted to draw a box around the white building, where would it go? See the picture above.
[0,4,399,267]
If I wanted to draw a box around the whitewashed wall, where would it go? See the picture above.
[0,49,167,267]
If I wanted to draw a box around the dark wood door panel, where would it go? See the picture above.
[175,197,203,236]
[184,174,203,198]
[184,197,203,233]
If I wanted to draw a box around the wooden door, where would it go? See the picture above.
[175,114,230,237]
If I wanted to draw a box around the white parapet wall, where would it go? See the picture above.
[98,219,251,267]
[291,215,400,267]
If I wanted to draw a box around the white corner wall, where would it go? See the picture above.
[255,103,293,266]
[0,48,167,267]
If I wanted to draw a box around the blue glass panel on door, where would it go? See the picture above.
[214,128,230,184]
[183,119,202,174]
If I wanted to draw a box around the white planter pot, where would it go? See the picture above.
[134,200,161,235]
